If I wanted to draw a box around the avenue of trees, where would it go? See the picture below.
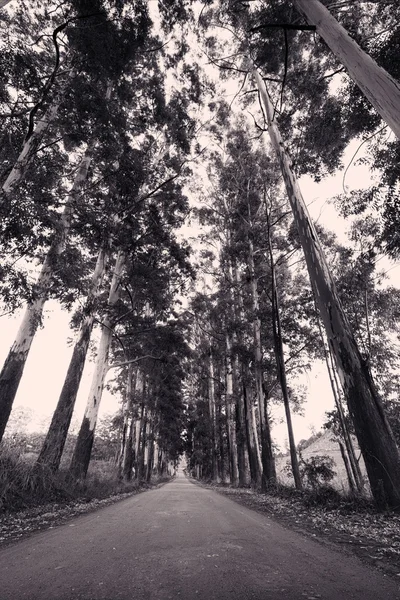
[1,0,400,511]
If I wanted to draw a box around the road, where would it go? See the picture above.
[0,473,399,600]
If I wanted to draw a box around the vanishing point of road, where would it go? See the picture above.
[1,472,399,600]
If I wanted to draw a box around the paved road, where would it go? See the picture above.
[1,473,399,600]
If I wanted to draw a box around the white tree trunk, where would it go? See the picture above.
[247,233,276,489]
[254,68,400,509]
[208,345,219,481]
[2,100,61,195]
[294,0,400,139]
[0,146,94,441]
[0,1,12,10]
[69,251,125,479]
[225,332,239,485]
[37,246,108,470]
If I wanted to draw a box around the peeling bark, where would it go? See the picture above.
[69,251,125,479]
[255,69,400,509]
[294,0,400,139]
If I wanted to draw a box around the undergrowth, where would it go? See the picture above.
[0,441,160,513]
[203,478,375,514]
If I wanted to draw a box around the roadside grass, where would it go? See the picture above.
[0,440,165,514]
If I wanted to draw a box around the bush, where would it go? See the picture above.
[299,454,337,489]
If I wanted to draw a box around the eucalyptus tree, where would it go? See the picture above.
[197,0,400,508]
[66,146,195,477]
[0,0,155,444]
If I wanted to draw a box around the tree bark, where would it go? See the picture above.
[243,373,261,487]
[255,69,400,509]
[339,440,357,493]
[267,217,302,490]
[37,247,108,471]
[2,100,61,195]
[0,1,12,9]
[328,342,364,491]
[69,251,125,479]
[0,146,94,442]
[208,345,219,481]
[234,355,247,486]
[117,363,135,479]
[225,333,239,485]
[247,232,276,490]
[294,0,400,139]
[123,368,144,481]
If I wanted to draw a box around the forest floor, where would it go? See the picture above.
[198,482,400,578]
[0,479,169,549]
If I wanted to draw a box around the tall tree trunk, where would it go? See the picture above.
[243,373,261,487]
[135,401,145,480]
[0,147,94,442]
[255,69,400,509]
[145,413,155,483]
[267,218,302,490]
[231,263,256,486]
[328,342,364,491]
[294,0,400,139]
[69,251,125,479]
[117,363,135,479]
[247,233,276,490]
[339,440,357,493]
[234,356,247,486]
[123,368,144,481]
[208,345,219,481]
[225,333,239,486]
[217,397,226,482]
[37,247,108,471]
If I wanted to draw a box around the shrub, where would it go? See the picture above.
[299,454,337,490]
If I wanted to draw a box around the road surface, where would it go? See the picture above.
[1,473,399,599]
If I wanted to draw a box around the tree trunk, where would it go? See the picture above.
[123,368,144,481]
[328,343,364,491]
[267,219,302,490]
[117,363,135,479]
[255,69,400,509]
[339,440,357,493]
[234,356,247,486]
[208,345,219,481]
[0,147,94,442]
[243,373,261,487]
[37,248,108,470]
[2,100,62,195]
[225,333,239,486]
[135,401,145,480]
[217,398,225,483]
[69,251,125,479]
[0,1,12,9]
[294,0,400,139]
[247,233,276,490]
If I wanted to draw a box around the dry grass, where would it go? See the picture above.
[0,441,155,513]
